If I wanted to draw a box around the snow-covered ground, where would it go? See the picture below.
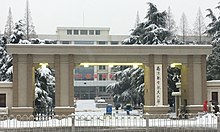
[0,100,219,130]
[74,100,218,128]
[75,99,141,116]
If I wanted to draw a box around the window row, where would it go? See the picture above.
[60,41,119,45]
[74,73,113,80]
[67,29,100,35]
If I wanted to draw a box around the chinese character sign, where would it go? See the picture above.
[155,64,163,106]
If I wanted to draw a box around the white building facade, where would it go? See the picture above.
[38,27,128,45]
[207,80,220,103]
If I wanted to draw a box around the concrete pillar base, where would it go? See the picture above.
[186,105,203,113]
[10,107,34,116]
[54,107,75,115]
[144,105,169,114]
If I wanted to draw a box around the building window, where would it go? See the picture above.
[80,30,88,35]
[67,30,72,35]
[0,94,6,107]
[74,66,94,81]
[99,87,106,92]
[111,41,119,45]
[212,92,218,103]
[95,30,100,35]
[61,41,70,44]
[98,74,107,80]
[99,65,106,70]
[74,41,94,45]
[74,30,79,35]
[89,30,94,35]
[98,41,106,45]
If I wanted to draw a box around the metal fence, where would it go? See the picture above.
[0,113,220,132]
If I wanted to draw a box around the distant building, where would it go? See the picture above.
[207,80,220,104]
[37,27,128,45]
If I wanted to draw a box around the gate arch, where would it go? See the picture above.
[7,44,212,115]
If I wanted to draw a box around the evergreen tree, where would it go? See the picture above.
[0,36,13,82]
[106,66,144,106]
[23,0,36,40]
[166,6,177,36]
[4,7,14,43]
[134,11,140,29]
[0,20,26,82]
[206,2,220,80]
[10,20,25,44]
[193,8,206,44]
[179,12,189,43]
[34,65,55,115]
[122,2,171,45]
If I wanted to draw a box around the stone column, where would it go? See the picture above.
[17,55,28,106]
[162,55,168,105]
[201,55,207,103]
[54,55,60,106]
[27,54,33,107]
[68,54,74,107]
[54,55,74,115]
[59,55,70,106]
[10,54,33,115]
[144,55,155,106]
[12,54,18,107]
[187,55,194,105]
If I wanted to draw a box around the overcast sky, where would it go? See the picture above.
[0,0,219,35]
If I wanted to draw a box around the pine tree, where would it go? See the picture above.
[0,36,13,82]
[134,11,140,28]
[23,0,36,40]
[179,12,189,43]
[193,8,206,44]
[0,20,26,82]
[122,2,171,45]
[206,2,220,80]
[4,7,14,43]
[10,20,25,43]
[166,6,177,36]
[34,65,55,115]
[106,66,144,106]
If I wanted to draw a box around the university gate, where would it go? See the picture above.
[6,44,212,115]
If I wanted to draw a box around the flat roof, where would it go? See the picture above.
[7,44,212,56]
[57,27,110,30]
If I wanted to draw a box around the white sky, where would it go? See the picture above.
[0,0,219,35]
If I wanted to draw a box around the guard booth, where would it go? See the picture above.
[6,44,212,115]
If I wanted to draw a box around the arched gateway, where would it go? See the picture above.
[7,44,212,115]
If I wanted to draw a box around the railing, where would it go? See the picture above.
[0,113,220,132]
[33,106,55,121]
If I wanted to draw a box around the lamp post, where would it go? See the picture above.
[172,82,181,118]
